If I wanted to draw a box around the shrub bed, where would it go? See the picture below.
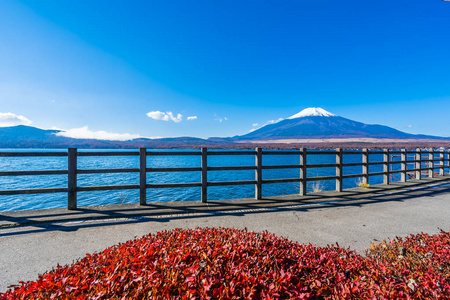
[1,228,449,299]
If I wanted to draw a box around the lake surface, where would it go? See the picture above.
[0,149,418,212]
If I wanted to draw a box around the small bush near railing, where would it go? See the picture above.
[356,178,371,189]
[1,228,449,299]
[311,181,324,193]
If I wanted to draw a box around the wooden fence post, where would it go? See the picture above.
[440,149,445,176]
[429,150,434,178]
[400,149,407,182]
[68,147,77,210]
[362,148,369,185]
[255,147,262,200]
[300,148,307,196]
[335,148,343,192]
[139,148,147,205]
[201,147,207,203]
[448,149,450,175]
[415,148,421,180]
[383,149,389,185]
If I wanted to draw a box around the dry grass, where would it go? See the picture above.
[312,181,324,193]
[356,178,370,188]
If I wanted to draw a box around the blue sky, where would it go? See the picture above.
[0,0,449,140]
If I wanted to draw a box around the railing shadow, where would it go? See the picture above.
[1,176,449,238]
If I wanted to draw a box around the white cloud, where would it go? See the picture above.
[55,126,141,141]
[408,125,413,128]
[146,111,166,120]
[146,111,183,123]
[267,118,284,124]
[214,115,228,123]
[250,118,284,132]
[187,116,197,121]
[0,112,32,127]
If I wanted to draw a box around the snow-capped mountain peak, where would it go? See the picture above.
[287,107,336,119]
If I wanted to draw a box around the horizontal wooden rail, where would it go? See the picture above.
[396,159,443,163]
[389,169,407,175]
[341,151,364,155]
[342,174,364,179]
[262,178,303,184]
[77,184,140,192]
[0,147,448,210]
[77,168,139,174]
[262,150,302,155]
[406,168,426,172]
[78,151,139,156]
[389,168,433,174]
[388,151,406,154]
[147,182,202,189]
[307,175,339,181]
[307,163,338,168]
[0,170,68,176]
[342,162,364,167]
[208,180,257,187]
[0,152,67,157]
[261,164,302,170]
[208,151,256,156]
[0,187,67,195]
[307,151,336,155]
[146,167,202,172]
[208,166,256,171]
[146,151,201,156]
[367,171,387,177]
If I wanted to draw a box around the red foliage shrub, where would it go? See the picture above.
[366,230,450,298]
[1,228,449,299]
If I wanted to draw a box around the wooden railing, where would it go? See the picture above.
[0,148,449,210]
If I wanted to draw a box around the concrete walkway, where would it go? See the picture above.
[1,176,450,292]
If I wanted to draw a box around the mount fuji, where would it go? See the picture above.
[234,107,442,141]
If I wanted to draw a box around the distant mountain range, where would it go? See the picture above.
[0,108,447,149]
[0,126,224,149]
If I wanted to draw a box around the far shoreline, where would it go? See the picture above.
[1,137,450,150]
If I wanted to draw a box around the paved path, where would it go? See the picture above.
[1,177,450,292]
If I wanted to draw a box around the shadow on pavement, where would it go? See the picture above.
[1,177,449,238]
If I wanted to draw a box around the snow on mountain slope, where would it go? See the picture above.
[287,107,336,119]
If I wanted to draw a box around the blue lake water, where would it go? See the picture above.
[0,149,427,212]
